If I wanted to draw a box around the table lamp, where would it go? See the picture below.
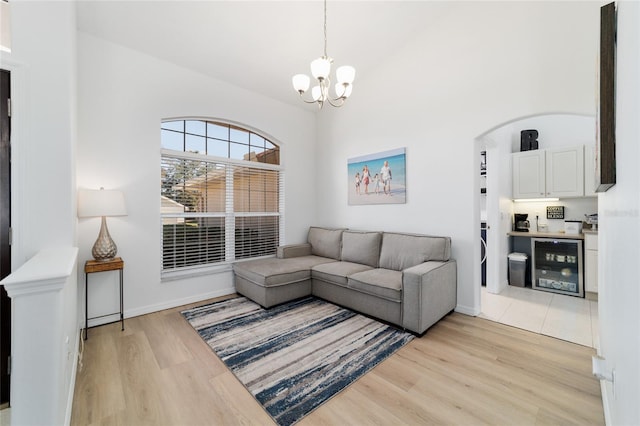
[78,187,127,261]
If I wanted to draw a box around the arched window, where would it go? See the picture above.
[160,119,283,273]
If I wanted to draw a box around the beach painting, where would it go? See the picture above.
[348,147,406,205]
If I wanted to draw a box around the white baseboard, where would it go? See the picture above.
[600,380,611,425]
[126,287,237,317]
[64,327,82,426]
[87,286,236,327]
[455,303,481,316]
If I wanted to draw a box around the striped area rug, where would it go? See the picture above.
[181,296,414,425]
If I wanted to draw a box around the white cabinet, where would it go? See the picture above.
[512,150,545,199]
[546,146,584,197]
[512,146,585,199]
[585,233,598,293]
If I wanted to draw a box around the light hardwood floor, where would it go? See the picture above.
[71,296,604,425]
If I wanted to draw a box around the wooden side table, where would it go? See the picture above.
[84,257,124,340]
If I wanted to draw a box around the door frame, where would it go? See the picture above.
[1,58,25,272]
[1,58,27,408]
[0,68,11,406]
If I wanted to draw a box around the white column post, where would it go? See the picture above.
[0,247,79,426]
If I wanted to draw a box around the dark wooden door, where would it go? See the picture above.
[0,69,11,405]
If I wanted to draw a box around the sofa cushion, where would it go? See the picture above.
[311,261,373,287]
[308,227,344,260]
[341,231,382,268]
[233,255,335,287]
[379,232,451,271]
[347,269,403,302]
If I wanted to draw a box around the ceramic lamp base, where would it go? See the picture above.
[92,216,118,261]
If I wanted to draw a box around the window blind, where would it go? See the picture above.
[161,151,282,272]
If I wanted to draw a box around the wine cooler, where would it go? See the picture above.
[531,238,584,297]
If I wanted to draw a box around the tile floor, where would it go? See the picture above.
[480,285,599,349]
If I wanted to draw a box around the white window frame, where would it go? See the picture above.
[160,141,284,280]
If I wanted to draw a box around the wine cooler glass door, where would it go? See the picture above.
[531,238,584,297]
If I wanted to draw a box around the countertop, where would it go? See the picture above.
[508,231,585,240]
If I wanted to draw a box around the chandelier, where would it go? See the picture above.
[292,0,355,108]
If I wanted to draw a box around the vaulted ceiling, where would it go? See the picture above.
[76,1,458,110]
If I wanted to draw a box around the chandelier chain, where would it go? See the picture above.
[323,0,328,58]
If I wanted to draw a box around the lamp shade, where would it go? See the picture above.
[311,86,322,102]
[335,83,353,99]
[78,188,127,218]
[292,74,311,93]
[310,57,331,80]
[336,65,356,85]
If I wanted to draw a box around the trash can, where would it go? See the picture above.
[508,252,528,287]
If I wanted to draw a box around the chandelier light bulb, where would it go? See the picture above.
[292,74,311,93]
[310,57,331,80]
[336,65,356,85]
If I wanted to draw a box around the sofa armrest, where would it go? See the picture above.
[402,260,457,334]
[277,243,312,259]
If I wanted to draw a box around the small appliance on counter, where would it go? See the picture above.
[514,213,530,232]
[564,220,583,235]
[584,213,598,230]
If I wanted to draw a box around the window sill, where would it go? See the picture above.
[161,263,233,282]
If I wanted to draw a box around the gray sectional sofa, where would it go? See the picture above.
[232,227,457,334]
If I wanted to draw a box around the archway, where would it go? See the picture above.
[473,113,596,324]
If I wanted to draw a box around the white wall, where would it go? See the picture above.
[503,114,596,153]
[598,2,640,424]
[0,1,79,423]
[481,126,513,294]
[76,32,317,322]
[513,198,597,233]
[315,1,599,315]
[1,1,77,265]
